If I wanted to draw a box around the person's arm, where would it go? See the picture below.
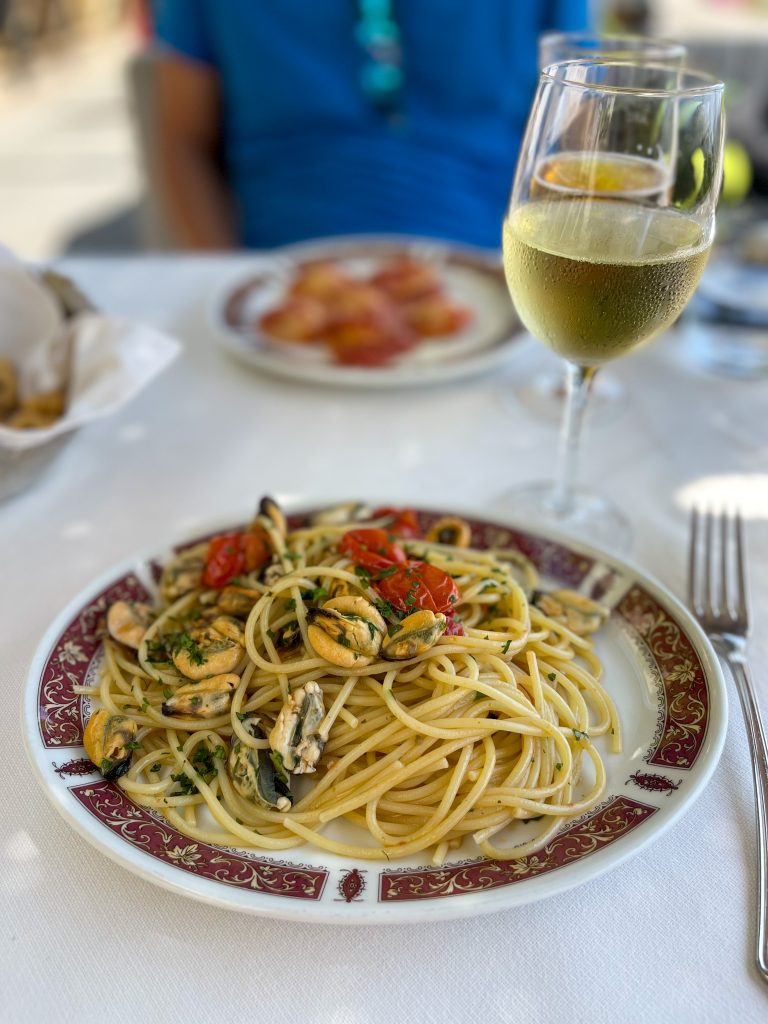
[153,55,237,249]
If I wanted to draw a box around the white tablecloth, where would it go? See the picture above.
[3,256,767,1023]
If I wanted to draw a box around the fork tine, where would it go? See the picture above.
[735,510,749,630]
[688,507,700,612]
[703,508,715,618]
[719,509,730,618]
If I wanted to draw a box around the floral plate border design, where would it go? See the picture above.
[28,507,725,918]
[616,586,709,770]
[71,780,327,899]
[379,795,656,901]
[38,575,151,749]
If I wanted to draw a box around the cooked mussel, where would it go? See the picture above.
[217,585,261,617]
[161,673,239,718]
[83,708,138,780]
[306,595,386,668]
[171,624,243,679]
[258,496,287,539]
[229,714,293,811]
[425,516,472,547]
[533,589,609,636]
[106,600,154,649]
[210,615,246,645]
[327,577,359,600]
[269,681,326,774]
[382,609,447,660]
[274,620,302,651]
[309,502,372,526]
[160,549,205,603]
[262,559,285,587]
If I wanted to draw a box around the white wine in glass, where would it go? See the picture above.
[501,60,724,549]
[515,33,688,424]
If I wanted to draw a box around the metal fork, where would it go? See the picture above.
[689,508,768,983]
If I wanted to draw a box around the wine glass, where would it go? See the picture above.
[539,31,686,68]
[515,33,688,423]
[501,60,724,549]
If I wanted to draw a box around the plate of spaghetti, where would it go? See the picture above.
[23,500,726,922]
[209,236,524,387]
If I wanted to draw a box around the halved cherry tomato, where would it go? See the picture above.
[372,506,421,539]
[339,529,407,574]
[373,561,460,615]
[202,528,271,589]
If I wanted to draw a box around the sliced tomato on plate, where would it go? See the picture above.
[373,561,460,615]
[202,527,272,589]
[339,528,408,574]
[372,506,421,539]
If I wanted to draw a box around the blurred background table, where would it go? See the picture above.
[2,254,768,1022]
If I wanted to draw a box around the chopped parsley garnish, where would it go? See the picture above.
[170,771,198,796]
[266,628,275,640]
[501,639,512,654]
[337,634,351,648]
[374,598,403,623]
[474,691,485,701]
[310,586,328,601]
[555,763,563,772]
[140,699,150,712]
[572,729,588,742]
[126,740,140,751]
[354,565,372,581]
[100,758,113,775]
[164,631,206,666]
[548,672,557,682]
[213,745,227,760]
[149,762,162,773]
[366,621,380,640]
[163,686,174,699]
[172,744,219,794]
[376,566,399,579]
[236,711,246,722]
[285,598,297,611]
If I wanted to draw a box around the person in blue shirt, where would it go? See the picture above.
[153,1,588,250]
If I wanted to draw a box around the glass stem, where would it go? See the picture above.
[550,363,597,517]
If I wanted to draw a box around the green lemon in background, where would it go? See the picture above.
[722,139,753,203]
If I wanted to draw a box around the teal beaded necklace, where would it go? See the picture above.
[354,0,403,114]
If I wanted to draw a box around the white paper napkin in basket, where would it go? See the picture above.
[0,255,180,452]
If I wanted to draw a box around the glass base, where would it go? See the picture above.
[515,370,625,423]
[493,481,632,554]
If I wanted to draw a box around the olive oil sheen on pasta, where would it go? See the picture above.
[502,199,710,366]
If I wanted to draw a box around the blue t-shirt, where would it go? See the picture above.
[155,1,587,249]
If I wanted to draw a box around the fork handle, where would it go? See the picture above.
[723,649,768,983]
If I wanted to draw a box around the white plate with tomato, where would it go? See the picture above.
[208,235,524,388]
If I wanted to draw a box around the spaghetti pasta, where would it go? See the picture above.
[80,503,619,865]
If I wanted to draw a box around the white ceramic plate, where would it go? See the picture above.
[208,236,525,388]
[23,505,727,924]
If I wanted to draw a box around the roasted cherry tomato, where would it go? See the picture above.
[372,506,421,539]
[202,528,271,589]
[373,561,460,615]
[339,528,407,574]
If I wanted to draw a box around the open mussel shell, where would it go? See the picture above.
[229,714,293,810]
[269,681,326,774]
[83,708,138,781]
